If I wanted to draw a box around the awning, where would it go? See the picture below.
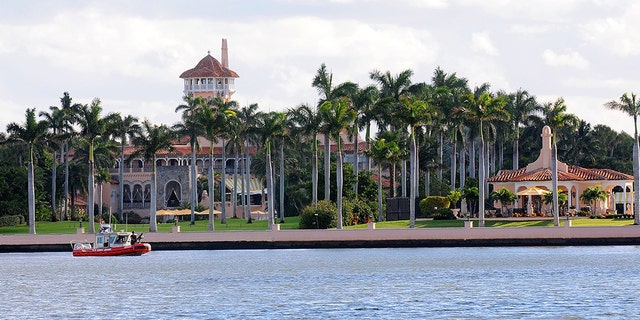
[224,177,265,195]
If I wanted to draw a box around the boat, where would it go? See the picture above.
[72,224,151,257]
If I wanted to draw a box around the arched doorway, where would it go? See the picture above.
[165,181,182,208]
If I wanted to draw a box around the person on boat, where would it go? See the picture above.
[131,231,137,244]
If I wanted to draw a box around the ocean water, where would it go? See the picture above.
[1,246,639,319]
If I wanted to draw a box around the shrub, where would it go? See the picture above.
[299,200,336,229]
[433,208,456,220]
[347,199,376,225]
[0,215,22,227]
[419,196,450,217]
[123,211,143,224]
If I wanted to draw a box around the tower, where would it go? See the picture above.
[179,38,239,101]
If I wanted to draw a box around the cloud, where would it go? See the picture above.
[471,32,499,56]
[542,49,589,69]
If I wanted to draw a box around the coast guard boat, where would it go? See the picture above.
[72,224,151,256]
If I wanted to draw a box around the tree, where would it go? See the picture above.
[461,90,509,227]
[199,98,236,230]
[490,187,516,216]
[366,137,400,221]
[543,189,568,216]
[579,185,608,216]
[256,112,287,229]
[39,106,70,221]
[287,103,321,206]
[109,113,140,221]
[129,120,175,232]
[604,92,640,224]
[95,168,111,221]
[236,103,259,222]
[320,97,356,229]
[6,108,50,234]
[312,63,357,201]
[542,97,578,226]
[506,89,539,170]
[75,98,111,233]
[174,95,207,225]
[397,96,434,228]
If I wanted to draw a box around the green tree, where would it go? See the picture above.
[604,92,640,224]
[461,90,509,226]
[6,108,50,234]
[320,98,356,229]
[579,186,608,216]
[174,95,207,225]
[366,137,400,221]
[256,111,287,229]
[75,98,111,233]
[39,106,70,221]
[109,113,140,221]
[288,103,321,206]
[490,187,516,216]
[130,120,175,232]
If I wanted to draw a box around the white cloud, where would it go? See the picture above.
[580,10,640,57]
[471,32,499,56]
[542,49,589,69]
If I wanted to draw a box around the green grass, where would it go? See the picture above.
[0,216,636,234]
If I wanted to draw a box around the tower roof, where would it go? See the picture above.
[179,54,239,79]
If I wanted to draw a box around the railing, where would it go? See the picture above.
[184,84,235,92]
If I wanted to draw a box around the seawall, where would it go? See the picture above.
[2,224,640,252]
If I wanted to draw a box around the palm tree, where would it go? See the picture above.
[579,185,608,216]
[130,120,175,232]
[350,85,379,194]
[461,91,509,227]
[75,98,111,233]
[199,98,236,230]
[109,114,140,221]
[94,168,111,221]
[320,97,356,229]
[397,96,434,228]
[506,89,539,170]
[604,92,640,225]
[312,63,358,201]
[366,137,400,222]
[256,112,287,229]
[174,95,207,225]
[6,108,50,234]
[237,103,260,222]
[39,106,71,221]
[287,103,321,206]
[542,97,578,226]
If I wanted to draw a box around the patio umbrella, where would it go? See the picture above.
[516,186,548,196]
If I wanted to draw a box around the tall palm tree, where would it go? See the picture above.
[39,106,71,221]
[350,85,379,194]
[199,98,236,230]
[506,89,539,170]
[366,137,400,222]
[58,92,79,221]
[312,63,358,201]
[174,95,207,225]
[94,167,111,221]
[109,114,140,221]
[256,112,287,229]
[397,96,434,228]
[237,103,259,222]
[76,98,111,233]
[320,97,356,229]
[6,108,50,234]
[287,103,321,206]
[129,120,175,232]
[542,98,578,226]
[461,91,509,227]
[605,92,640,225]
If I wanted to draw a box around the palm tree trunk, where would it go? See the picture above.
[390,163,397,198]
[409,133,416,228]
[88,162,95,233]
[450,138,457,189]
[479,123,486,227]
[279,141,285,223]
[245,143,253,223]
[98,182,103,220]
[233,153,238,218]
[324,135,330,200]
[51,150,57,221]
[208,152,215,231]
[221,139,227,224]
[28,159,36,234]
[460,143,466,189]
[377,165,383,222]
[365,124,371,172]
[438,133,444,179]
[119,144,125,221]
[337,149,344,229]
[190,143,196,225]
[401,160,407,197]
[312,135,318,206]
[634,133,640,225]
[469,140,476,179]
[266,143,275,229]
[64,141,70,221]
[150,156,158,232]
[353,131,359,196]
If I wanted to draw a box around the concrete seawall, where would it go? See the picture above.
[2,224,640,252]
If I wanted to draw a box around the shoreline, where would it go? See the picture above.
[2,224,640,252]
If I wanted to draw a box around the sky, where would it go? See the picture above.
[1,0,639,135]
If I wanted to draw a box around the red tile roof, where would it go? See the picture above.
[488,166,633,183]
[179,54,239,78]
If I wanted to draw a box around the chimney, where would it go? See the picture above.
[221,38,229,68]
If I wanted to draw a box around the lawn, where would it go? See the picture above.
[0,216,636,234]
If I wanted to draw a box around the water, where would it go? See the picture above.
[1,247,639,319]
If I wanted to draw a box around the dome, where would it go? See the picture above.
[179,54,239,79]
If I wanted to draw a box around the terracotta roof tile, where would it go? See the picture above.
[488,166,632,183]
[179,54,239,78]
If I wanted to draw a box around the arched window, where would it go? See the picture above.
[165,181,182,208]
[133,184,143,203]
